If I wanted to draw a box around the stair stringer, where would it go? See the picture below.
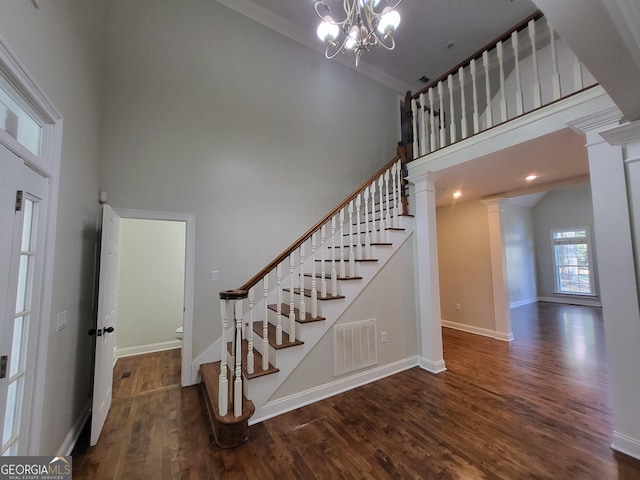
[246,218,414,422]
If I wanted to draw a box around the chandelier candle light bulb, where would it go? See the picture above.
[314,0,402,66]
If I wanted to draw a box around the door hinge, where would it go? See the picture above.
[15,190,23,212]
[0,355,7,379]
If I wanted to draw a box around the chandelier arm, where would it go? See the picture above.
[325,39,347,60]
[315,1,351,28]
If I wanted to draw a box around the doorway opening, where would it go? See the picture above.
[115,209,195,388]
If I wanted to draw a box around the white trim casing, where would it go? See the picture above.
[115,208,196,387]
[115,341,182,359]
[442,320,514,342]
[612,431,640,462]
[56,402,90,456]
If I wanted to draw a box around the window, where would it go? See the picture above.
[551,228,595,296]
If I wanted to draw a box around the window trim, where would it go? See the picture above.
[550,226,597,297]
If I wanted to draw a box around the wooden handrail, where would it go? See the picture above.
[220,152,404,299]
[411,10,544,100]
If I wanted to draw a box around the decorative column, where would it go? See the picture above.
[406,170,446,373]
[480,198,514,342]
[569,107,640,460]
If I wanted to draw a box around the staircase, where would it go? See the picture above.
[200,155,412,448]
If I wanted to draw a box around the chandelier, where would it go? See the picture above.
[314,0,402,67]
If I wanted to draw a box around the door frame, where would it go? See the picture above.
[0,35,63,453]
[115,208,195,387]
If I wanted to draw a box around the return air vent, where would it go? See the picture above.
[333,319,378,377]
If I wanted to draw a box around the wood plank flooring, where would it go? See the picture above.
[72,303,640,479]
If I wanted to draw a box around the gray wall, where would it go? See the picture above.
[503,201,537,306]
[99,0,400,359]
[0,0,106,454]
[532,183,600,303]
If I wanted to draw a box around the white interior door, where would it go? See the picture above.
[90,204,120,446]
[0,144,48,456]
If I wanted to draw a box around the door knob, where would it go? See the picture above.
[103,326,115,334]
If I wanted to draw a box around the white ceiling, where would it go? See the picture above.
[217,0,539,93]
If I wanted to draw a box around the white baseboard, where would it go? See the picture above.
[57,401,90,456]
[442,319,513,342]
[419,357,447,373]
[612,431,640,461]
[509,297,538,308]
[250,357,419,425]
[116,340,181,359]
[537,296,602,307]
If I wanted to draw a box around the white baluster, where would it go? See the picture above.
[428,87,436,151]
[549,24,561,100]
[276,263,283,345]
[497,40,508,122]
[471,58,479,134]
[370,181,378,244]
[511,32,524,116]
[262,276,269,370]
[384,172,391,243]
[355,194,363,259]
[347,200,355,278]
[459,66,468,139]
[364,187,372,259]
[411,98,419,159]
[289,252,296,342]
[247,288,254,375]
[311,233,318,317]
[395,159,403,221]
[219,298,229,416]
[378,175,386,239]
[299,242,306,321]
[339,208,346,279]
[573,53,583,92]
[392,162,399,228]
[419,93,428,156]
[320,224,327,297]
[438,81,446,147]
[330,216,338,295]
[483,50,493,128]
[448,74,456,143]
[233,298,243,417]
[529,19,541,108]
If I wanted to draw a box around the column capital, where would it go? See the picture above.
[406,170,442,194]
[480,197,506,212]
[567,105,623,148]
[600,120,640,148]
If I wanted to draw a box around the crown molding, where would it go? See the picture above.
[599,120,640,147]
[215,0,411,94]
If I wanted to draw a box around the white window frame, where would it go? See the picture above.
[550,227,596,297]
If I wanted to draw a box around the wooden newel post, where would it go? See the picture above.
[219,288,248,417]
[404,90,414,162]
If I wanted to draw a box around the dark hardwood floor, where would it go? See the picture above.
[72,303,640,479]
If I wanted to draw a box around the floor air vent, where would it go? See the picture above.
[333,319,377,376]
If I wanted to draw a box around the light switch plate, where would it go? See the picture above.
[56,311,67,332]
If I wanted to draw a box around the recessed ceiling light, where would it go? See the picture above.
[509,0,520,4]
[419,75,431,83]
[525,174,539,181]
[453,190,462,199]
[446,41,456,49]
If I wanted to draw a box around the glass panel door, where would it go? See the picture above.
[1,195,38,456]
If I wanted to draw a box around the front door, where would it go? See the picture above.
[0,144,48,455]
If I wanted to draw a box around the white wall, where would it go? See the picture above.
[532,183,601,304]
[99,0,400,361]
[271,236,418,400]
[436,201,495,331]
[503,201,537,307]
[116,219,185,352]
[0,0,106,454]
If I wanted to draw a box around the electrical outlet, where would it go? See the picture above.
[381,331,388,343]
[211,270,219,281]
[456,303,462,311]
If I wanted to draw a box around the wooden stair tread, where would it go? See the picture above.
[304,273,363,281]
[226,339,279,379]
[267,303,325,323]
[200,362,255,424]
[252,321,304,349]
[283,287,345,300]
